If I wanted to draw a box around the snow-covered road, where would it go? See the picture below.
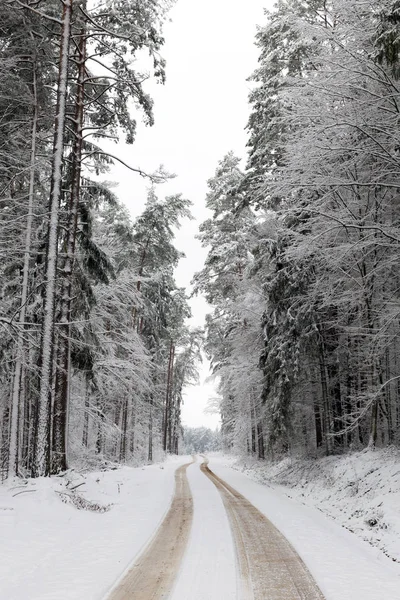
[2,454,400,599]
[200,457,323,599]
[108,459,195,600]
[109,457,324,599]
[171,457,236,599]
[208,455,400,600]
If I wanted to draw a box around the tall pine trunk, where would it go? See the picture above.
[52,28,86,474]
[163,341,174,452]
[33,1,73,477]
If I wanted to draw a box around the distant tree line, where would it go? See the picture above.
[183,426,221,454]
[195,0,400,459]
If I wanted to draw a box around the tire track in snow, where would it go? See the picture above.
[107,459,194,600]
[200,457,325,600]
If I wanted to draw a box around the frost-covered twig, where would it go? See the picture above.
[12,490,37,497]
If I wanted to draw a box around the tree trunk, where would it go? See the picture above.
[33,0,73,477]
[172,393,181,455]
[132,235,150,328]
[257,419,265,460]
[8,69,38,478]
[130,399,136,456]
[368,364,380,448]
[82,375,90,448]
[328,357,344,451]
[21,364,31,470]
[250,398,256,455]
[96,395,105,455]
[53,28,86,474]
[119,398,128,462]
[148,400,153,462]
[313,384,323,450]
[319,342,331,455]
[369,398,379,448]
[384,350,393,444]
[168,345,175,452]
[1,406,10,482]
[113,403,121,459]
[163,341,174,452]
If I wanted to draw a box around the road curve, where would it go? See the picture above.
[108,459,194,600]
[201,458,325,600]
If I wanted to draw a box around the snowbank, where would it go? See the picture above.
[209,452,400,600]
[224,447,400,563]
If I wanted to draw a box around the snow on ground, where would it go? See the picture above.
[209,453,400,600]
[0,455,190,600]
[221,447,400,563]
[171,459,236,600]
[2,451,400,600]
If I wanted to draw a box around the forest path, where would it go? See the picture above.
[201,457,325,600]
[108,456,324,600]
[107,458,194,600]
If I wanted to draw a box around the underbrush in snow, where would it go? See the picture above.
[57,490,112,513]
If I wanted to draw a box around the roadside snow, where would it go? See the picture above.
[224,448,400,563]
[3,451,400,600]
[0,455,190,600]
[209,453,400,600]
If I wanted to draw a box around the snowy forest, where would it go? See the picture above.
[196,0,400,459]
[183,426,221,453]
[0,0,203,479]
[2,0,400,484]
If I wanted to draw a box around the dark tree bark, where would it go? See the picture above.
[163,341,175,452]
[34,0,73,477]
[119,398,128,462]
[52,28,86,474]
[82,375,90,448]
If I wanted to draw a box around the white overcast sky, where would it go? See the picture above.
[105,0,270,429]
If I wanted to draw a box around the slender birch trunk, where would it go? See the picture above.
[8,69,38,478]
[52,28,86,474]
[33,0,73,477]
